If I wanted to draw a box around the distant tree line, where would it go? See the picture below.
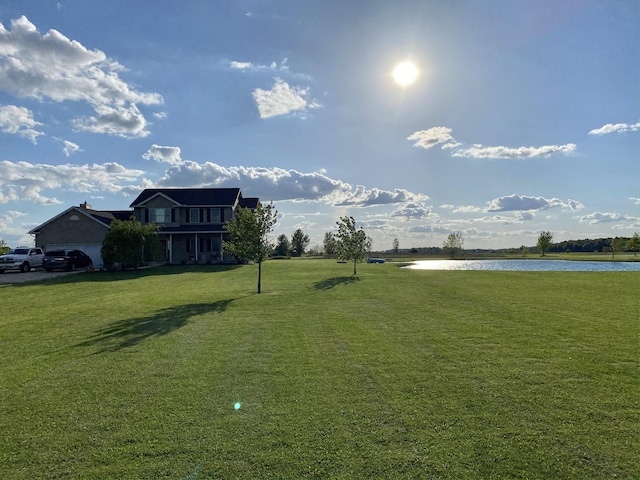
[546,237,634,253]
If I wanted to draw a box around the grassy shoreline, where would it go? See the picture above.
[1,261,638,478]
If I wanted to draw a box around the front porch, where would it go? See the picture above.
[159,233,236,264]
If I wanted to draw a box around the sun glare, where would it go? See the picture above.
[393,61,418,86]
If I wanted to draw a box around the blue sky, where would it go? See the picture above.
[0,0,638,250]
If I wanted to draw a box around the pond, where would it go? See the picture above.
[403,259,640,272]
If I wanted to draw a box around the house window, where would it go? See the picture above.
[210,208,221,223]
[189,208,201,223]
[186,238,196,253]
[149,208,172,224]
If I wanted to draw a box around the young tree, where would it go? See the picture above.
[334,216,371,275]
[443,231,464,259]
[273,234,291,256]
[537,231,554,257]
[323,231,337,256]
[611,237,626,259]
[392,238,400,254]
[101,217,161,269]
[0,239,10,255]
[626,232,639,256]
[291,228,310,257]
[223,202,277,294]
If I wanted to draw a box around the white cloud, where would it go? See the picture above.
[409,225,451,234]
[0,210,28,241]
[0,160,144,205]
[566,199,584,211]
[453,143,576,159]
[407,127,455,150]
[155,158,426,207]
[73,103,151,138]
[408,126,576,159]
[62,140,81,156]
[230,61,254,69]
[453,205,482,213]
[228,58,310,80]
[0,105,44,142]
[588,122,640,135]
[142,144,183,165]
[391,202,431,219]
[334,186,427,207]
[487,194,571,212]
[579,212,635,224]
[0,16,162,138]
[252,78,321,119]
[630,197,640,205]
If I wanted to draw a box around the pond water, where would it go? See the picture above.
[403,259,640,272]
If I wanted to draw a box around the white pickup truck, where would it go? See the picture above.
[0,247,45,273]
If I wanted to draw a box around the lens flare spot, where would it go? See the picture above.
[234,402,241,410]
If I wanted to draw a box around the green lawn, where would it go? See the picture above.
[1,261,638,479]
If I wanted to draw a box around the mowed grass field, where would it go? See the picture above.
[1,260,637,479]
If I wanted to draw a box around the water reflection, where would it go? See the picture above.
[404,259,640,272]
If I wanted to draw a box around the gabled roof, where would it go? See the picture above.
[130,188,243,207]
[28,206,132,234]
[239,197,260,209]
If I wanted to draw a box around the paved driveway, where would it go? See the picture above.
[0,269,84,285]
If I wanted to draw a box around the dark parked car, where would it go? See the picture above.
[43,250,93,272]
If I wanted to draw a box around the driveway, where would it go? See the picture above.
[0,269,84,285]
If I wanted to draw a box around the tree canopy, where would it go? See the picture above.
[536,231,554,257]
[626,232,639,256]
[323,231,337,256]
[223,202,277,293]
[334,216,371,275]
[0,239,10,255]
[101,217,161,269]
[291,229,310,257]
[273,234,291,257]
[443,231,464,259]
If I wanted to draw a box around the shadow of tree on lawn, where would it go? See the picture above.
[313,276,360,291]
[78,299,234,353]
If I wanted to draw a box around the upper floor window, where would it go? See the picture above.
[150,208,172,224]
[189,208,201,223]
[210,208,221,223]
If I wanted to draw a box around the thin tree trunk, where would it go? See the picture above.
[353,258,357,275]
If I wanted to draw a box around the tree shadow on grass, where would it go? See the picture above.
[313,276,360,291]
[78,299,234,354]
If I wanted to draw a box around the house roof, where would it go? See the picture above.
[130,188,243,207]
[239,197,260,209]
[28,206,133,234]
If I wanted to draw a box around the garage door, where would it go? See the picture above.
[46,244,104,269]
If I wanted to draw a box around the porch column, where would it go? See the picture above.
[169,234,173,263]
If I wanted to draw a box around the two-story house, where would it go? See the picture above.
[29,188,259,267]
[129,188,259,264]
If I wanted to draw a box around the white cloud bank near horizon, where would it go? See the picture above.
[142,145,426,209]
[486,194,584,212]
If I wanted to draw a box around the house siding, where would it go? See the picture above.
[35,210,109,251]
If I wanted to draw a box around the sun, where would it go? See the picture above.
[393,61,418,86]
